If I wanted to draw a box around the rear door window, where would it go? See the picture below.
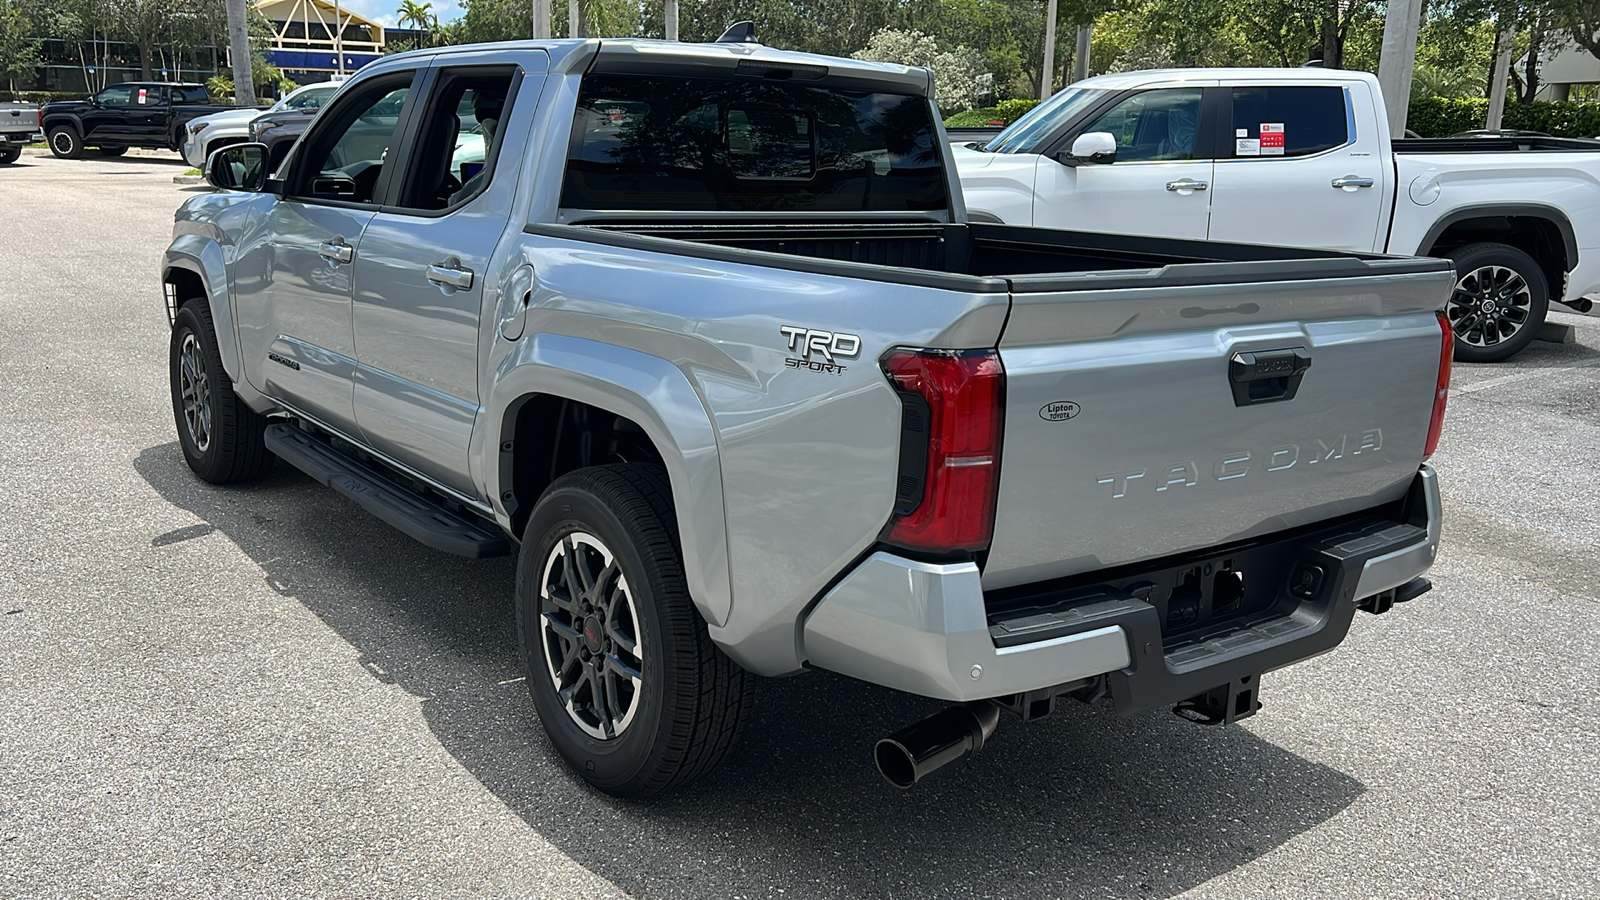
[1228,86,1348,158]
[562,74,946,212]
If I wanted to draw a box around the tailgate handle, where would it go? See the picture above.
[1229,348,1311,406]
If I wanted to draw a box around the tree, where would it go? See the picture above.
[399,0,432,46]
[225,0,255,105]
[853,28,988,112]
[0,0,39,93]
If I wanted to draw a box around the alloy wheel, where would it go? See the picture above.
[50,130,75,156]
[178,332,212,452]
[539,531,645,740]
[1447,264,1532,348]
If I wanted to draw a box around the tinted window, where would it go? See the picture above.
[97,86,134,107]
[1229,86,1348,158]
[562,74,946,213]
[1078,88,1202,162]
[173,86,210,104]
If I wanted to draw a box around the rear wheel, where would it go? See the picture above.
[0,146,19,165]
[169,299,275,484]
[1444,242,1549,363]
[95,146,128,157]
[47,126,82,159]
[516,464,749,798]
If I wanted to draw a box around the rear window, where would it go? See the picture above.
[1229,86,1349,158]
[561,74,947,212]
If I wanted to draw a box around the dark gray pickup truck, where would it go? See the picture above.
[167,37,1453,796]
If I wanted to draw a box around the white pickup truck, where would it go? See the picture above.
[955,68,1600,361]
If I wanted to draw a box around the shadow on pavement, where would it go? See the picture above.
[136,441,1363,898]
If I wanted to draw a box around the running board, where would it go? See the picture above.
[264,424,510,559]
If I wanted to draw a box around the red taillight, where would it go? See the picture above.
[1424,311,1453,461]
[882,348,1004,552]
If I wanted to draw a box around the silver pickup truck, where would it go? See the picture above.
[163,36,1452,796]
[1,102,41,164]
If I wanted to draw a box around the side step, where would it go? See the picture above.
[264,423,510,559]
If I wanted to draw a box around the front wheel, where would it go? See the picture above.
[169,300,275,484]
[47,126,82,159]
[1445,242,1549,363]
[516,464,749,798]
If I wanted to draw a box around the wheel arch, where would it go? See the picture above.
[41,113,84,136]
[1417,203,1576,301]
[162,236,241,381]
[489,334,732,628]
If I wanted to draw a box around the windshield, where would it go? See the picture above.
[985,88,1106,154]
[278,86,337,112]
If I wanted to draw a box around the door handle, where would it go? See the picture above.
[318,240,353,264]
[1331,175,1375,189]
[1166,178,1208,192]
[426,259,474,290]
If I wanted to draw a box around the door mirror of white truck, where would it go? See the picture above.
[205,142,269,192]
[1061,132,1117,166]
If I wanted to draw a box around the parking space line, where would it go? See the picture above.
[1455,355,1600,394]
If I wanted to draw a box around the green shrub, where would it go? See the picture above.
[995,98,1041,123]
[1407,96,1600,138]
[0,91,89,104]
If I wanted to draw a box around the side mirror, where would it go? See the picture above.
[1060,131,1118,166]
[205,142,270,192]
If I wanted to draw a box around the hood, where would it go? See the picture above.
[188,106,265,131]
[41,99,91,113]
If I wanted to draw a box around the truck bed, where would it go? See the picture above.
[1392,136,1600,154]
[556,220,1447,293]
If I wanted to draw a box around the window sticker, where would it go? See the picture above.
[1236,138,1260,156]
[138,88,147,104]
[1235,128,1248,137]
[1260,122,1285,155]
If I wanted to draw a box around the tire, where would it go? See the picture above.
[169,299,275,484]
[1444,242,1549,363]
[95,146,127,157]
[516,464,749,798]
[0,146,19,165]
[46,125,82,159]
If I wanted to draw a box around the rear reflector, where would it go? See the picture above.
[881,349,1004,552]
[1424,311,1452,461]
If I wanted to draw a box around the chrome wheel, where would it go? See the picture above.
[1448,264,1532,348]
[539,531,644,740]
[177,332,212,452]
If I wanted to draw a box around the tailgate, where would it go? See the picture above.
[983,258,1454,591]
[2,105,39,130]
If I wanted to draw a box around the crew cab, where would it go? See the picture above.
[956,68,1600,361]
[164,38,1450,796]
[42,82,233,159]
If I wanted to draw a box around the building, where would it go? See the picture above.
[257,0,388,83]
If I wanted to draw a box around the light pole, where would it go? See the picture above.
[665,0,678,40]
[533,0,551,39]
[1040,0,1058,100]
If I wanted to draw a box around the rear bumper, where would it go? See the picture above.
[3,130,39,145]
[802,466,1440,707]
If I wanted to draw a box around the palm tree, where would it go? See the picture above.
[398,0,433,48]
[225,0,255,106]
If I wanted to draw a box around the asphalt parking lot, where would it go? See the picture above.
[1,148,1596,899]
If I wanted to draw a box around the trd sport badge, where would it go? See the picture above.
[780,325,861,375]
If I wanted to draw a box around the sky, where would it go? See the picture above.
[338,0,466,30]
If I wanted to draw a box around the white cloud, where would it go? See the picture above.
[338,0,464,28]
